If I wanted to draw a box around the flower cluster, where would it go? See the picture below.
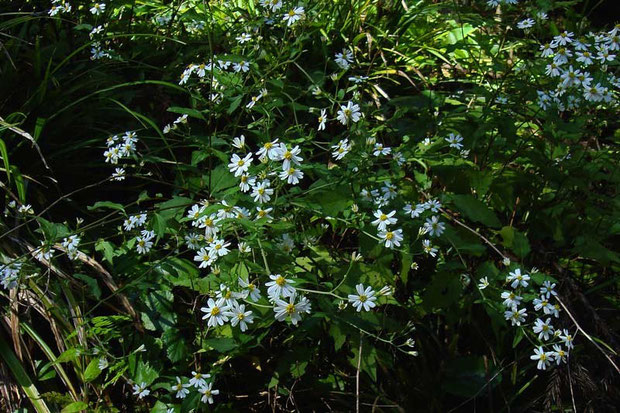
[535,26,619,110]
[103,131,138,165]
[0,262,21,290]
[493,268,575,370]
[49,0,72,16]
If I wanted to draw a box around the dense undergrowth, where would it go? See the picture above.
[0,0,618,411]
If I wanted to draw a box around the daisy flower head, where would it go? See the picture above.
[373,142,392,156]
[507,268,530,288]
[200,298,230,327]
[224,303,254,332]
[228,153,253,177]
[348,284,377,312]
[533,318,554,341]
[132,382,150,399]
[423,216,445,237]
[317,108,327,130]
[371,209,397,231]
[256,139,281,161]
[194,247,215,268]
[530,346,553,370]
[207,238,231,258]
[282,6,304,26]
[199,382,219,404]
[171,377,190,399]
[445,133,464,149]
[112,167,125,181]
[560,329,575,349]
[552,344,568,365]
[478,277,489,289]
[265,274,296,299]
[422,239,438,257]
[275,143,303,170]
[255,206,273,221]
[504,307,527,326]
[233,60,250,73]
[501,290,522,308]
[135,233,154,254]
[337,101,362,125]
[90,2,105,15]
[378,228,403,249]
[517,18,535,30]
[251,180,274,204]
[279,166,304,185]
[540,280,558,298]
[273,293,311,325]
[334,49,354,69]
[189,371,210,389]
[331,138,352,160]
[232,134,245,149]
[239,277,262,301]
[261,0,283,12]
[239,174,256,192]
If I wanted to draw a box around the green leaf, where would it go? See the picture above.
[61,402,89,413]
[227,95,243,114]
[87,201,125,213]
[290,361,308,378]
[451,194,501,228]
[162,329,189,363]
[0,137,11,183]
[0,334,51,413]
[203,338,237,353]
[36,217,69,241]
[167,106,206,120]
[84,359,102,382]
[500,227,530,258]
[151,213,167,238]
[95,239,115,264]
[74,273,101,299]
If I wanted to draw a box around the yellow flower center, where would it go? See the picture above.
[286,303,295,314]
[359,295,367,302]
[380,214,387,221]
[211,306,220,316]
[385,232,393,240]
[276,276,286,286]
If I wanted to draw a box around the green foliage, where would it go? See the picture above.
[0,0,618,412]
